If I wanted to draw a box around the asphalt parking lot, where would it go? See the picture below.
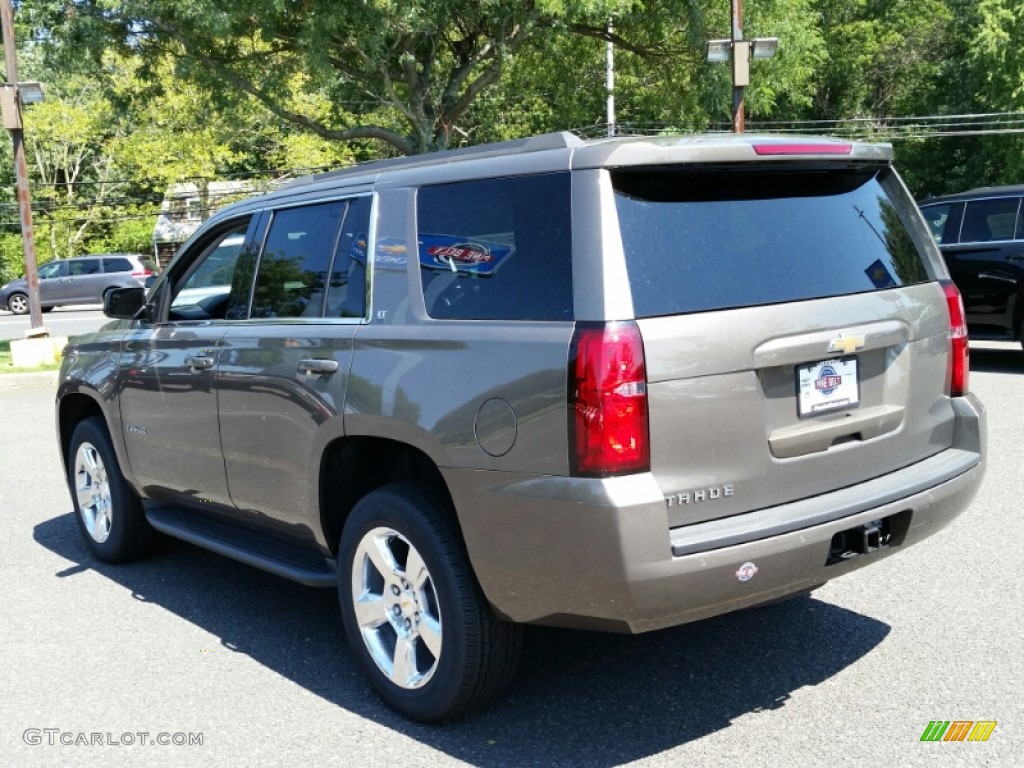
[0,342,1021,767]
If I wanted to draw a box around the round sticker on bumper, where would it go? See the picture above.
[735,562,758,582]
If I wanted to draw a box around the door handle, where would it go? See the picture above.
[978,271,1017,284]
[298,358,339,375]
[184,355,214,371]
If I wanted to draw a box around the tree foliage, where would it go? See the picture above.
[2,0,1024,279]
[813,0,953,120]
[967,0,1024,181]
[31,0,640,154]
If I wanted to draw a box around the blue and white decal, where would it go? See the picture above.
[814,365,842,396]
[418,234,515,276]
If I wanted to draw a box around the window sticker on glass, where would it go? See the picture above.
[350,233,367,261]
[418,234,515,276]
[372,236,408,271]
[797,358,860,416]
[864,259,898,290]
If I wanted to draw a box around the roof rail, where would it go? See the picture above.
[280,131,584,190]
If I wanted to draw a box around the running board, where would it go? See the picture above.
[145,505,337,587]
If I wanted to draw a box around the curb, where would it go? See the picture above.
[0,370,59,389]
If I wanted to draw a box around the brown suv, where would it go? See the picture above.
[57,132,986,721]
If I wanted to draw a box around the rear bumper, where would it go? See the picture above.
[451,393,985,633]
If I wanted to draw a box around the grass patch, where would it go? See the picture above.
[0,338,62,373]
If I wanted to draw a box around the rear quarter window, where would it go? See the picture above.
[416,173,573,321]
[959,197,1022,243]
[613,167,931,318]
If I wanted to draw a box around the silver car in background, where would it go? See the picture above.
[0,253,157,314]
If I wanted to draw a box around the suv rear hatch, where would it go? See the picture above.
[609,154,959,528]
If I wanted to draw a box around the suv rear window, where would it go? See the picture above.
[417,173,573,321]
[613,167,930,318]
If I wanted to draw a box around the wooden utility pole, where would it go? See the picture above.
[731,0,745,133]
[1,0,43,330]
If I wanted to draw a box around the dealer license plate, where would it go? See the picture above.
[796,358,859,417]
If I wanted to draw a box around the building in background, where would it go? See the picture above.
[152,180,269,268]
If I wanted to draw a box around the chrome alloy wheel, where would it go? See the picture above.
[351,527,443,689]
[74,441,113,543]
[7,293,28,314]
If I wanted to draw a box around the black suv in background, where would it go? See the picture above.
[920,186,1024,349]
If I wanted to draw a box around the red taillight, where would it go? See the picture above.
[569,321,650,476]
[942,279,969,397]
[131,269,153,277]
[752,142,853,156]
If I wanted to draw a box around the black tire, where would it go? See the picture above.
[338,483,522,722]
[68,416,156,563]
[40,306,54,313]
[7,292,29,315]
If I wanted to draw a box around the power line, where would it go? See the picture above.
[5,111,1024,226]
[579,111,1024,141]
[0,204,230,228]
[13,163,338,189]
[0,188,260,214]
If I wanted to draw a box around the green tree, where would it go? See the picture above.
[106,53,243,222]
[29,0,648,155]
[0,233,25,285]
[464,0,825,139]
[967,0,1024,181]
[812,0,953,121]
[17,1,833,156]
[22,78,123,259]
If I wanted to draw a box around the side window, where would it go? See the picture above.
[417,174,573,321]
[168,219,253,320]
[68,259,100,276]
[325,196,370,319]
[920,204,951,244]
[38,262,64,279]
[173,233,246,306]
[102,257,133,273]
[960,198,1021,243]
[251,202,346,319]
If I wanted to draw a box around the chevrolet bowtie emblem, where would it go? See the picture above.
[827,334,866,356]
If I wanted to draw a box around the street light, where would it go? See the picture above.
[1,81,44,127]
[751,37,779,60]
[705,1,778,133]
[17,80,44,104]
[705,39,733,63]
